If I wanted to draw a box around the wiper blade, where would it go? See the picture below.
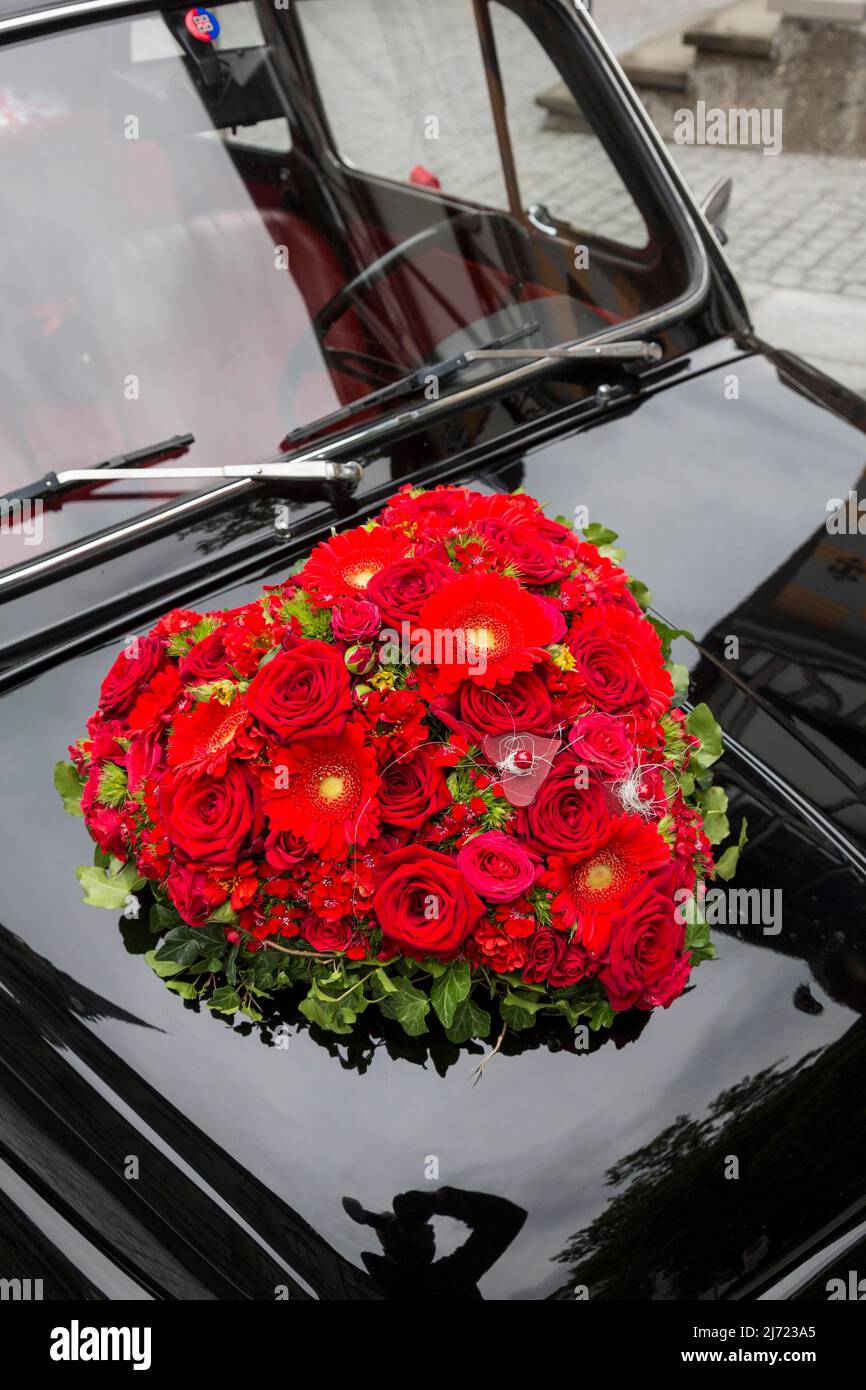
[280,318,541,451]
[2,433,195,507]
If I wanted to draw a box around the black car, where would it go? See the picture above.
[0,0,865,1307]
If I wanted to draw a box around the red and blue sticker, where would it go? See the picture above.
[184,7,220,43]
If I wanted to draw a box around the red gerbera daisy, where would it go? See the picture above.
[415,571,555,691]
[300,526,410,604]
[262,721,381,859]
[544,814,670,952]
[167,698,259,777]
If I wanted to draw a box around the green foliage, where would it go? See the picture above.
[278,590,332,641]
[76,859,144,909]
[54,761,84,817]
[714,817,748,882]
[687,703,724,769]
[97,762,129,808]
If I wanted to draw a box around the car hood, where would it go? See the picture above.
[2,343,866,1300]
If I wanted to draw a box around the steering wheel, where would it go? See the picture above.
[311,208,486,340]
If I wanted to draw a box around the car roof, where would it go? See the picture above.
[0,0,153,32]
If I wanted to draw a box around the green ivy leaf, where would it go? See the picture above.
[696,784,730,845]
[627,577,652,610]
[144,948,187,979]
[687,703,724,769]
[430,961,472,1028]
[582,522,618,548]
[500,997,538,1031]
[76,860,144,909]
[206,900,239,926]
[55,761,85,817]
[379,979,430,1037]
[445,996,491,1045]
[298,991,354,1034]
[155,923,226,967]
[206,986,241,1015]
[714,816,748,882]
[165,979,200,1000]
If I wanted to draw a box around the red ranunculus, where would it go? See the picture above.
[568,711,635,779]
[330,594,382,643]
[372,846,486,958]
[457,832,541,903]
[159,762,263,867]
[245,639,352,741]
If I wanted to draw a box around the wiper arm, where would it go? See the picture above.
[2,433,196,507]
[280,318,541,451]
[464,341,663,363]
[1,436,362,511]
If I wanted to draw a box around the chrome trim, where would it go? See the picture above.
[0,479,252,592]
[565,0,752,324]
[0,0,141,35]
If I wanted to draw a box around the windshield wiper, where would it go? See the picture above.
[279,319,541,451]
[2,433,196,507]
[0,436,363,511]
[280,333,662,452]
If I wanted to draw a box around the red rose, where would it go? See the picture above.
[166,862,223,927]
[245,638,352,741]
[457,832,541,903]
[567,607,672,720]
[601,873,687,1011]
[378,747,450,829]
[522,929,564,983]
[432,670,554,740]
[179,631,231,684]
[479,517,570,585]
[366,553,452,628]
[548,940,591,989]
[159,762,263,867]
[372,846,485,958]
[568,712,635,779]
[302,914,354,953]
[264,827,307,870]
[566,624,646,714]
[99,635,164,717]
[517,755,612,855]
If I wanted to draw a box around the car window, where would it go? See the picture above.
[296,0,508,205]
[489,2,647,249]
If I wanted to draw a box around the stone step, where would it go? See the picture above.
[768,0,866,19]
[683,0,783,58]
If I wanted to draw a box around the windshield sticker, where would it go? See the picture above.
[184,7,221,43]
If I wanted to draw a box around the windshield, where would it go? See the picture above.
[0,0,693,562]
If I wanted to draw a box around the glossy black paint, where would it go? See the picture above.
[2,334,866,1299]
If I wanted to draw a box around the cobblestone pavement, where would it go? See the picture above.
[298,0,866,392]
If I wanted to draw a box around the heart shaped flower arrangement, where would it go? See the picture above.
[57,486,744,1042]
